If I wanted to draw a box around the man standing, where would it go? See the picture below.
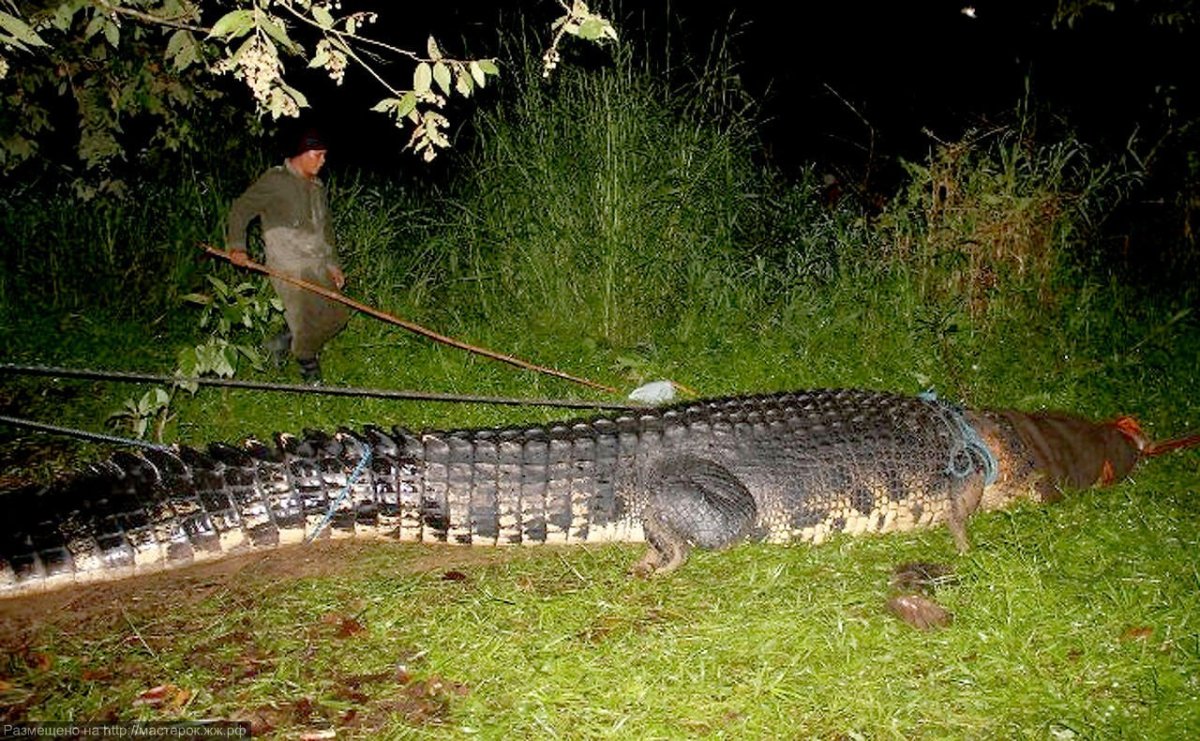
[225,129,349,384]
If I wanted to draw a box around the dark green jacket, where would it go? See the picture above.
[226,163,338,269]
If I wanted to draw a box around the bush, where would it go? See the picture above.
[879,126,1140,317]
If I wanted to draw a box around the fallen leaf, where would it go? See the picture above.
[336,617,366,638]
[320,612,367,638]
[292,696,317,724]
[1120,625,1153,642]
[23,652,52,672]
[890,562,956,593]
[380,676,470,726]
[885,593,954,631]
[233,706,283,736]
[132,683,191,710]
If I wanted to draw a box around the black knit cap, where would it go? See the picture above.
[294,127,328,156]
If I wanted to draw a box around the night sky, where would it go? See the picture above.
[296,0,1196,200]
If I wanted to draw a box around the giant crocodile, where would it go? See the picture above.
[0,387,1182,597]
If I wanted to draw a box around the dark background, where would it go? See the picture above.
[293,1,1196,186]
[272,0,1197,282]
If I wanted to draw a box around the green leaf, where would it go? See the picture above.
[426,35,442,60]
[371,97,399,114]
[455,68,473,97]
[165,30,200,72]
[413,62,432,95]
[240,345,266,371]
[0,11,49,48]
[83,13,105,42]
[312,5,335,29]
[432,61,451,96]
[181,292,212,306]
[326,34,352,54]
[176,347,198,377]
[469,61,487,88]
[308,47,330,68]
[396,91,417,118]
[219,345,239,376]
[220,305,240,327]
[102,18,119,48]
[261,16,299,55]
[281,82,309,108]
[228,35,257,64]
[50,4,81,33]
[577,18,605,40]
[477,59,500,76]
[208,9,255,40]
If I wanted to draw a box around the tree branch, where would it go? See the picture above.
[91,0,208,34]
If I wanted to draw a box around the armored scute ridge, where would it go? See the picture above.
[0,388,1149,596]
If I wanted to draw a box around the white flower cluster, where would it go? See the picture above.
[541,47,560,78]
[409,110,450,162]
[212,35,298,118]
[0,56,8,80]
[315,38,347,85]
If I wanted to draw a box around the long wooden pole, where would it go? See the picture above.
[199,243,621,394]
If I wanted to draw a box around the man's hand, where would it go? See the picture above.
[228,249,251,266]
[328,265,346,290]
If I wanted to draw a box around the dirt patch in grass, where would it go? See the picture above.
[0,539,538,734]
[0,540,526,649]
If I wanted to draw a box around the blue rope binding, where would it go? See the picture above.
[306,445,374,543]
[918,389,998,486]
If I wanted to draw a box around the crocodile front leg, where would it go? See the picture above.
[946,472,985,553]
[633,456,758,577]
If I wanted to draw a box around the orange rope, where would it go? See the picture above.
[1145,433,1200,457]
[1109,415,1200,457]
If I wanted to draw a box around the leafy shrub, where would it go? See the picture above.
[880,126,1140,316]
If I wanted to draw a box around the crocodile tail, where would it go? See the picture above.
[0,429,399,597]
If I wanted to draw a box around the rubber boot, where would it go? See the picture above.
[264,329,293,370]
[298,356,322,385]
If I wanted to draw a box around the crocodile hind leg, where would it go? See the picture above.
[633,456,758,577]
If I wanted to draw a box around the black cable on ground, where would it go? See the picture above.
[0,414,170,451]
[0,363,644,411]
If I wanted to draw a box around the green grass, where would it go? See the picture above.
[2,36,1199,740]
[2,459,1197,738]
[2,267,1197,737]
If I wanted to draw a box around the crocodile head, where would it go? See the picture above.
[970,409,1143,510]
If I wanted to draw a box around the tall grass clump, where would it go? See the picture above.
[880,124,1141,318]
[442,38,779,346]
[327,173,446,312]
[0,158,263,317]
